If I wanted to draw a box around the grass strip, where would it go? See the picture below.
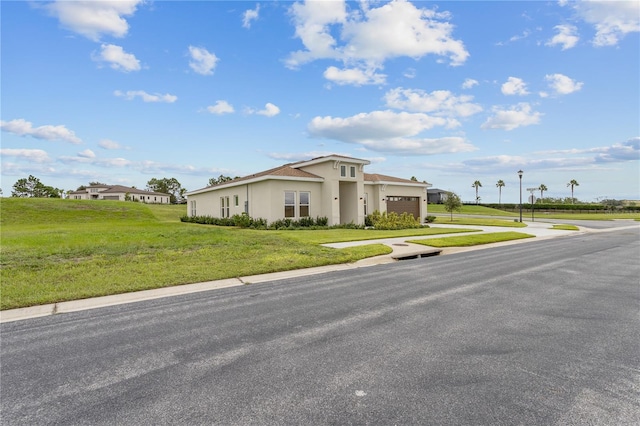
[433,217,527,227]
[551,224,580,231]
[408,232,535,247]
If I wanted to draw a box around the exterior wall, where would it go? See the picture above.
[127,194,170,204]
[365,183,428,222]
[186,180,324,224]
[186,157,427,226]
[70,189,170,203]
[299,159,366,225]
[365,185,384,215]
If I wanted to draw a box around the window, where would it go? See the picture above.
[234,195,239,207]
[190,200,196,216]
[299,192,310,217]
[340,165,346,177]
[221,196,230,218]
[284,191,295,217]
[363,193,368,216]
[350,166,356,178]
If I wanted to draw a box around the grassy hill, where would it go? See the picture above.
[3,199,470,310]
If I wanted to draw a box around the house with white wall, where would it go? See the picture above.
[69,184,171,204]
[185,154,431,226]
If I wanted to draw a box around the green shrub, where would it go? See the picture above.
[424,215,436,223]
[232,213,252,228]
[365,210,422,230]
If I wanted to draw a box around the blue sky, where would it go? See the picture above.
[1,0,638,203]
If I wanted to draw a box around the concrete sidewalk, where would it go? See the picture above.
[0,221,602,323]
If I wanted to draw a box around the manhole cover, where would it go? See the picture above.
[392,243,409,246]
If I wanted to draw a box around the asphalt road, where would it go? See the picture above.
[2,226,639,425]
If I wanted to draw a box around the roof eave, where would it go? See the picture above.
[186,175,324,196]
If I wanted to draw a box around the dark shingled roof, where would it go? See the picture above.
[205,164,322,189]
[70,185,169,196]
[364,173,425,185]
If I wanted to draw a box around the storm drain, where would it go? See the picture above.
[391,247,442,261]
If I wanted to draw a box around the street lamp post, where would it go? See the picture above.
[518,170,523,222]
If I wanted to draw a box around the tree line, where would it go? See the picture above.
[471,179,581,205]
[8,175,240,202]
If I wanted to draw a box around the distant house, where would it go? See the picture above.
[69,184,171,204]
[186,154,432,226]
[427,188,450,204]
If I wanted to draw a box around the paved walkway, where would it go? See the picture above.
[2,220,630,323]
[323,220,582,258]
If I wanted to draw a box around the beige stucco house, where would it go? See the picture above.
[185,155,431,226]
[69,184,171,204]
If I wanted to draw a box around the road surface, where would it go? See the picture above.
[1,225,638,425]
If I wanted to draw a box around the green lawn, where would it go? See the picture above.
[0,198,471,310]
[427,204,517,216]
[408,232,535,247]
[427,203,640,221]
[551,224,580,231]
[432,217,527,227]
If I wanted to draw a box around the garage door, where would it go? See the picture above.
[387,196,420,219]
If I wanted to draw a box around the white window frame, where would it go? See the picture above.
[363,193,368,216]
[221,196,230,218]
[284,191,296,218]
[350,166,356,178]
[299,192,310,217]
[340,165,346,177]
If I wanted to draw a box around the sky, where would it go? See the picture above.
[1,0,639,204]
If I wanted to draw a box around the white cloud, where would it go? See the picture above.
[567,0,640,47]
[207,100,235,115]
[309,110,447,141]
[43,0,143,41]
[481,103,542,131]
[541,137,640,163]
[78,149,96,159]
[355,136,477,155]
[98,139,124,150]
[545,73,584,95]
[267,151,355,162]
[93,44,141,72]
[594,137,640,162]
[462,78,478,89]
[114,90,177,103]
[188,46,218,75]
[501,77,529,96]
[0,148,51,163]
[403,68,417,79]
[307,110,477,155]
[0,118,82,144]
[243,4,260,29]
[256,103,281,117]
[286,0,468,84]
[546,24,579,50]
[384,88,482,118]
[100,157,131,168]
[323,66,386,86]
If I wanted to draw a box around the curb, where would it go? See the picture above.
[4,223,636,323]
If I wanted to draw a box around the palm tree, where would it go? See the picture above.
[472,180,482,204]
[567,179,579,204]
[496,180,505,205]
[539,184,548,202]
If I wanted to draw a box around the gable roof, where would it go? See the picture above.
[100,185,169,196]
[187,163,324,195]
[365,173,431,187]
[69,184,169,196]
[186,154,431,196]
